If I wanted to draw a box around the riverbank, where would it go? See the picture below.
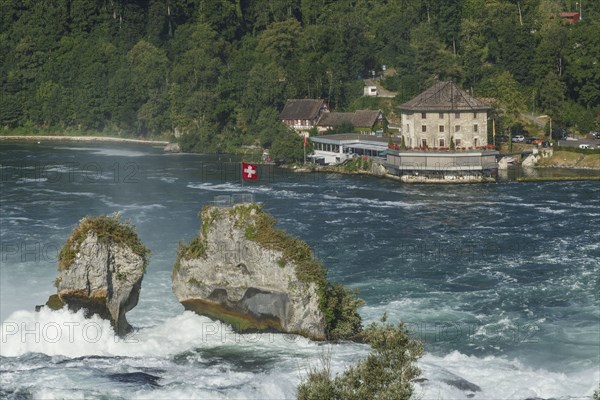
[0,135,169,145]
[288,161,599,183]
[516,175,600,182]
[535,150,600,169]
[286,160,497,184]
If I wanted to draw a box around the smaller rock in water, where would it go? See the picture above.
[164,143,181,153]
[108,372,161,387]
[46,214,150,336]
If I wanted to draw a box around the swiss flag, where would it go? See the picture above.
[241,162,258,181]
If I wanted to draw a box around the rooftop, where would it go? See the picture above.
[399,81,490,112]
[279,99,326,120]
[310,133,393,145]
[317,110,382,128]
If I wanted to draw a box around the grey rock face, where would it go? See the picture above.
[172,204,327,340]
[163,143,181,153]
[54,232,146,335]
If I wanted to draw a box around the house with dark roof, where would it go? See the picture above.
[316,110,385,133]
[400,81,491,149]
[559,12,580,24]
[279,99,329,132]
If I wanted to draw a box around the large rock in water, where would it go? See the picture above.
[48,214,150,336]
[172,203,363,341]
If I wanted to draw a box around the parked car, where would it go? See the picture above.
[524,137,540,144]
[499,135,509,142]
[579,144,593,149]
[512,135,525,142]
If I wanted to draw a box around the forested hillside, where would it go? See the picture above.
[1,0,599,152]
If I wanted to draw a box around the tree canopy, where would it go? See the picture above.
[1,0,599,147]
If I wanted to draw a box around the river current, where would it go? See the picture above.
[1,142,598,399]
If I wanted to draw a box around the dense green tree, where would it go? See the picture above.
[168,21,224,133]
[269,128,305,163]
[538,71,566,120]
[0,0,598,141]
[410,23,460,88]
[563,19,600,108]
[482,70,526,130]
[533,23,568,83]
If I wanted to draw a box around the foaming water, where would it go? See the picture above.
[1,309,369,399]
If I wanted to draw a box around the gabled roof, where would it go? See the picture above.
[399,81,490,112]
[279,99,326,120]
[317,110,382,128]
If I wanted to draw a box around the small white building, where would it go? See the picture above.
[364,85,378,97]
[310,134,392,165]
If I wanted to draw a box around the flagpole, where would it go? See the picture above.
[241,162,244,188]
[493,118,496,147]
[303,133,307,165]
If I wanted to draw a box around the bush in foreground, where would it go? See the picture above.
[298,318,424,400]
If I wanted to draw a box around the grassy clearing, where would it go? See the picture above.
[58,213,150,271]
[537,150,600,169]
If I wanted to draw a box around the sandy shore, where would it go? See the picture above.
[0,135,169,145]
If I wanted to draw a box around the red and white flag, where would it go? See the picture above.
[241,162,258,181]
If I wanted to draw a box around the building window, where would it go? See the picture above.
[455,125,461,132]
[473,112,478,119]
[421,125,427,132]
[455,112,460,119]
[439,125,444,133]
[422,139,427,147]
[455,139,462,147]
[406,124,410,133]
[439,139,445,147]
[439,113,444,119]
[474,138,479,147]
[421,112,426,119]
[473,124,478,133]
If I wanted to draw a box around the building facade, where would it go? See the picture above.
[279,99,329,133]
[400,81,491,150]
[310,133,393,165]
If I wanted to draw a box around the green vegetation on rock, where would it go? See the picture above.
[342,158,372,173]
[58,213,150,271]
[45,294,65,311]
[298,318,424,400]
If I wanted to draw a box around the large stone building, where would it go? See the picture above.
[400,81,491,149]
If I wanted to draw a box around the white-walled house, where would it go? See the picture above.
[400,81,491,149]
[279,99,329,133]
